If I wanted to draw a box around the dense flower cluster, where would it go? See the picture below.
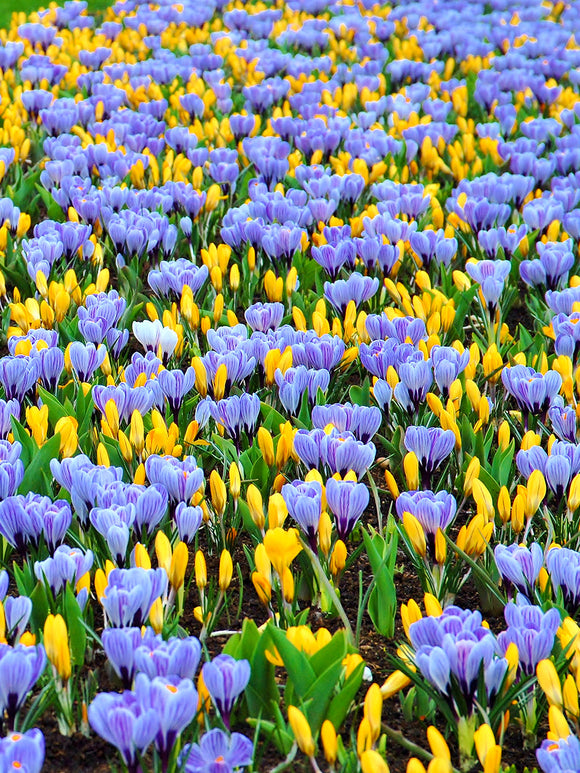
[1,0,580,770]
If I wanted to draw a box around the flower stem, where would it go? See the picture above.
[303,541,354,647]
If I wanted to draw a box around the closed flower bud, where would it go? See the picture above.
[229,462,241,501]
[357,717,373,755]
[498,486,510,525]
[568,473,580,512]
[44,614,71,682]
[169,542,188,590]
[210,470,227,517]
[384,470,399,499]
[213,363,227,401]
[463,456,480,496]
[364,683,383,743]
[266,493,287,529]
[318,511,332,556]
[257,427,275,466]
[195,550,207,591]
[219,549,233,591]
[282,566,294,603]
[404,452,419,490]
[247,484,265,530]
[252,571,272,606]
[288,706,315,757]
[526,469,546,518]
[498,420,510,451]
[149,598,164,634]
[380,670,412,699]
[511,493,525,533]
[321,720,338,766]
[134,543,151,569]
[191,356,207,397]
[435,528,446,564]
[402,512,426,557]
[537,659,563,708]
[360,750,390,773]
[330,539,347,576]
[155,531,172,574]
[130,410,145,455]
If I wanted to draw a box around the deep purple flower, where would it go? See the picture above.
[202,655,251,730]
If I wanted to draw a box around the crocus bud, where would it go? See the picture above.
[364,683,383,743]
[155,531,172,574]
[330,540,347,576]
[288,706,315,757]
[321,720,338,766]
[195,550,207,591]
[149,598,164,634]
[219,549,233,591]
[247,484,265,530]
[404,452,419,490]
[318,511,332,556]
[360,750,390,773]
[210,470,227,517]
[169,542,188,590]
[402,512,426,557]
[257,427,275,466]
[44,614,71,682]
[537,659,563,707]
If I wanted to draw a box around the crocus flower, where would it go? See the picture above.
[281,480,322,549]
[396,490,457,554]
[502,365,562,420]
[145,455,205,504]
[102,627,153,689]
[0,644,46,729]
[101,568,168,628]
[180,729,254,773]
[403,426,455,483]
[546,546,580,615]
[325,477,369,540]
[496,602,560,676]
[0,728,45,773]
[494,543,543,600]
[324,274,379,314]
[311,403,382,444]
[202,655,251,729]
[430,346,470,397]
[134,673,197,761]
[537,733,580,773]
[465,259,511,312]
[88,689,160,773]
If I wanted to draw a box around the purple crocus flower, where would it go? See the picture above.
[0,644,46,729]
[102,627,153,689]
[537,733,580,773]
[145,455,204,504]
[409,607,507,716]
[546,546,580,615]
[496,601,560,677]
[34,544,94,598]
[69,341,107,382]
[245,302,285,332]
[157,367,196,423]
[552,313,580,360]
[325,477,369,540]
[4,597,32,645]
[174,502,203,544]
[101,568,168,628]
[88,689,160,773]
[323,274,379,314]
[202,655,251,730]
[465,259,511,312]
[520,242,574,291]
[134,673,197,762]
[208,394,261,450]
[281,480,322,548]
[404,426,455,483]
[549,402,578,443]
[134,634,201,682]
[180,728,254,773]
[494,543,543,601]
[0,728,45,773]
[311,403,382,444]
[394,359,434,414]
[502,365,562,421]
[430,346,470,397]
[396,489,457,555]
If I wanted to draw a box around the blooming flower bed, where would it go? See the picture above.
[0,0,579,771]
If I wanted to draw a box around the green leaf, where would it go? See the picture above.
[349,377,371,407]
[19,433,62,497]
[265,626,317,699]
[10,417,36,467]
[37,386,69,424]
[326,661,365,729]
[64,584,86,668]
[301,658,345,733]
[29,582,50,636]
[309,630,347,677]
[363,529,397,637]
